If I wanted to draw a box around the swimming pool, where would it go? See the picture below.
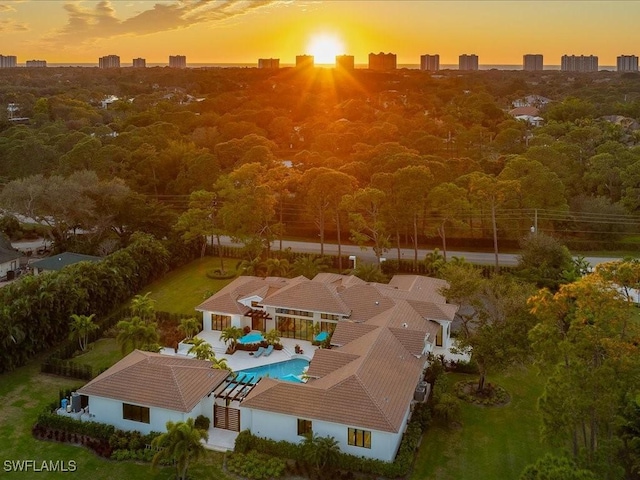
[238,332,265,344]
[237,358,309,384]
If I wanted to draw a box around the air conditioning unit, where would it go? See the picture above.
[414,386,426,402]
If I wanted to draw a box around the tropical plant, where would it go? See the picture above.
[151,418,208,480]
[352,262,387,283]
[291,255,329,279]
[187,338,215,361]
[116,316,160,355]
[302,433,341,474]
[210,356,231,371]
[219,326,244,353]
[68,313,99,352]
[236,258,267,277]
[264,329,281,346]
[178,317,200,341]
[130,292,156,323]
[264,258,291,277]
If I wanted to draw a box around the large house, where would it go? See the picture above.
[197,273,457,461]
[0,234,20,280]
[77,351,229,435]
[72,273,457,463]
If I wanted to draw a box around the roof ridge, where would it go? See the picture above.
[351,374,396,432]
[169,364,189,411]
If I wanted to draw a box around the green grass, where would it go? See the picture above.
[411,367,552,480]
[142,257,240,315]
[0,356,232,479]
[72,338,123,374]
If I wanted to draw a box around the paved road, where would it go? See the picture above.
[216,237,624,269]
[11,236,625,269]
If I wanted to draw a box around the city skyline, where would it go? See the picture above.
[0,1,638,65]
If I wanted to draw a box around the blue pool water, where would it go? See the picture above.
[237,358,309,384]
[238,332,264,344]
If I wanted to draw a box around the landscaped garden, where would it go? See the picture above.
[411,368,552,480]
[0,254,556,479]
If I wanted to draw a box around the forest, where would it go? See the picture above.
[1,66,640,258]
[1,66,640,479]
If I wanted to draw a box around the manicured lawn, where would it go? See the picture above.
[0,358,232,480]
[411,367,552,480]
[72,338,123,375]
[142,257,240,315]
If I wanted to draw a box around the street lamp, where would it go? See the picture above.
[348,255,356,269]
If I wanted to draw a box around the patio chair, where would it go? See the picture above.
[264,344,274,356]
[254,346,265,357]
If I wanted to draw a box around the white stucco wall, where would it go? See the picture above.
[86,396,212,435]
[0,258,18,277]
[239,408,404,462]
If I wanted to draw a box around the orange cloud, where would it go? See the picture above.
[43,0,281,47]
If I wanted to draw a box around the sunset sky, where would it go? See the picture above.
[0,0,638,66]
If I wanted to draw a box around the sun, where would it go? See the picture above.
[307,33,345,65]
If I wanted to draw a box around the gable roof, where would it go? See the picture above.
[261,281,351,316]
[31,252,102,272]
[78,350,228,412]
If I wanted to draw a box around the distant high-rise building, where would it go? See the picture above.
[0,55,17,68]
[420,54,440,72]
[459,54,478,71]
[523,54,543,71]
[617,55,639,72]
[99,55,120,68]
[368,52,396,71]
[561,55,598,72]
[335,55,355,70]
[296,55,314,69]
[132,58,146,68]
[258,58,280,69]
[25,59,46,68]
[169,55,187,68]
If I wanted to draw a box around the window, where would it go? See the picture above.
[275,308,313,318]
[436,324,443,347]
[348,428,371,449]
[212,314,231,330]
[276,316,313,341]
[123,403,150,424]
[297,419,312,436]
[320,313,340,321]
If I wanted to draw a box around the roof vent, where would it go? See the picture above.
[402,322,408,328]
[375,301,379,305]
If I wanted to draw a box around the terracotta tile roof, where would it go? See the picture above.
[196,276,292,314]
[261,281,352,316]
[330,322,378,346]
[337,284,395,321]
[406,299,458,322]
[509,106,540,117]
[78,350,228,412]
[305,349,360,378]
[242,328,424,433]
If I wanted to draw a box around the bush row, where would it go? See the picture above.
[0,233,170,373]
[234,410,428,479]
[227,451,287,480]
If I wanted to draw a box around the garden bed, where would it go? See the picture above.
[454,381,510,407]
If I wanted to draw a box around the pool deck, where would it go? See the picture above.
[162,330,316,372]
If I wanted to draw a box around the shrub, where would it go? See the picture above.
[194,415,210,432]
[227,451,286,480]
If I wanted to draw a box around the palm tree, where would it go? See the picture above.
[292,256,328,279]
[210,356,231,371]
[352,263,387,283]
[236,258,267,277]
[302,433,341,474]
[264,328,281,346]
[130,292,156,323]
[116,316,160,355]
[265,258,291,277]
[187,338,215,361]
[178,317,200,341]
[68,313,99,351]
[151,418,208,480]
[219,326,243,354]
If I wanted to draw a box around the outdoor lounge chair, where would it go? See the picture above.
[264,344,274,356]
[254,346,265,357]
